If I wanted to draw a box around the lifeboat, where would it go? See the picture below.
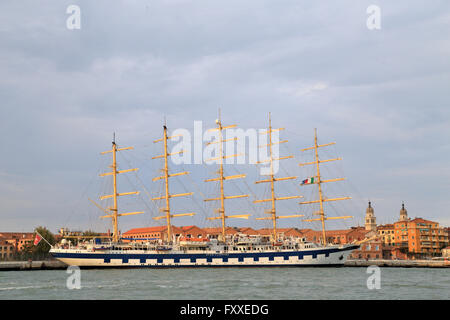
[156,245,172,251]
[179,237,209,247]
[93,246,111,251]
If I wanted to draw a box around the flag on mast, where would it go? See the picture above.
[301,177,315,185]
[33,233,42,246]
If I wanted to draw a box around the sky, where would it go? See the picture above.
[1,0,449,234]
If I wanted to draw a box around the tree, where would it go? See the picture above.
[21,226,56,260]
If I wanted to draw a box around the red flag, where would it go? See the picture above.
[34,233,42,246]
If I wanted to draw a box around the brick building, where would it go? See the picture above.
[350,240,383,260]
[179,226,208,239]
[390,204,449,258]
[0,238,15,260]
[239,227,260,236]
[325,227,368,245]
[0,232,34,253]
[255,228,304,239]
[202,227,239,239]
[122,226,183,242]
[276,228,304,239]
[381,246,408,260]
[377,224,395,246]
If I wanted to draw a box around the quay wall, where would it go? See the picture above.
[0,260,68,271]
[344,259,450,268]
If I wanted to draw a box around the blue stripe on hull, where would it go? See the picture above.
[65,263,346,269]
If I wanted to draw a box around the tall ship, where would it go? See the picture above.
[50,114,359,267]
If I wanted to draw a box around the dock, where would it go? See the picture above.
[344,259,450,268]
[0,260,68,271]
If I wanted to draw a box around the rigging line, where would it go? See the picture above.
[181,161,212,225]
[65,153,107,225]
[181,164,206,199]
[230,164,258,201]
[120,166,155,216]
[127,147,156,173]
[117,151,159,216]
[324,143,365,219]
[179,165,209,221]
[124,149,160,199]
[284,128,312,144]
[174,167,209,222]
[279,160,303,195]
[228,166,260,218]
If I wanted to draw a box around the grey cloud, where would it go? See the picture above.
[0,0,449,231]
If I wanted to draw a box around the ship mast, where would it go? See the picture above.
[152,124,196,243]
[299,129,352,246]
[204,110,250,242]
[254,113,304,242]
[99,135,144,243]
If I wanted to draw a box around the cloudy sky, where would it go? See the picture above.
[1,0,449,234]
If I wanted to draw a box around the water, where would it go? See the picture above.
[0,267,448,300]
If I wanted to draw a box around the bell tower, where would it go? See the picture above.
[399,202,408,222]
[365,201,377,231]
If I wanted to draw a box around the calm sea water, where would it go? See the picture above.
[0,267,448,300]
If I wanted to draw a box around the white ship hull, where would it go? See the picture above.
[50,244,358,268]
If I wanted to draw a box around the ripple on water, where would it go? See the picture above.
[0,267,448,300]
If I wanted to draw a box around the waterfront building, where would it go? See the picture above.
[350,240,383,260]
[255,228,304,239]
[0,238,15,260]
[179,225,208,239]
[297,229,322,243]
[381,245,408,260]
[391,203,449,258]
[122,226,183,242]
[405,218,448,258]
[393,203,410,250]
[0,232,34,252]
[238,227,260,236]
[323,227,366,245]
[378,224,395,246]
[442,246,450,258]
[202,227,239,239]
[276,228,304,239]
